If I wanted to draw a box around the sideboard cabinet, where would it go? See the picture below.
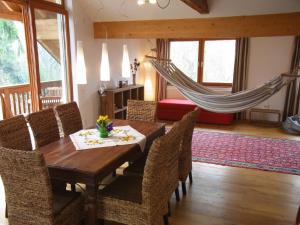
[99,85,144,119]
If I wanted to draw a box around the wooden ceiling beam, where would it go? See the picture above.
[180,0,208,14]
[94,12,300,39]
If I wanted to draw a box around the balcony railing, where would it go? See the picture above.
[0,80,62,120]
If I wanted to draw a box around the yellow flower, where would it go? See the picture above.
[97,115,109,125]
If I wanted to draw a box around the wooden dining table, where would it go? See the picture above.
[39,119,165,225]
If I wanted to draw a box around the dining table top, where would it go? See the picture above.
[39,119,166,184]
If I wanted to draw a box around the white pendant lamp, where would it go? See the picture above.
[122,44,131,78]
[100,43,110,81]
[76,41,87,84]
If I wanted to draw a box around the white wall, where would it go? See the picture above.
[66,0,100,128]
[247,36,294,120]
[66,0,156,127]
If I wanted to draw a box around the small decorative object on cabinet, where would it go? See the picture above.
[130,58,140,85]
[99,85,144,119]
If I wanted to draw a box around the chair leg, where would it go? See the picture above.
[163,215,169,225]
[5,202,8,218]
[98,219,104,225]
[168,201,171,217]
[189,171,193,184]
[181,181,187,196]
[175,187,180,202]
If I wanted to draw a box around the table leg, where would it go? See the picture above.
[86,184,99,225]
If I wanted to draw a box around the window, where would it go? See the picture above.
[170,41,199,82]
[169,39,236,86]
[0,0,72,119]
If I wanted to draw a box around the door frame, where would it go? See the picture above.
[1,0,73,112]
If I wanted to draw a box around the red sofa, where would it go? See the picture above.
[157,99,234,125]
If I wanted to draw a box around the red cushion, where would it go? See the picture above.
[157,99,234,125]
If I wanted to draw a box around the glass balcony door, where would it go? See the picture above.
[33,8,69,109]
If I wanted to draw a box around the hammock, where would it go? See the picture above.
[149,58,298,113]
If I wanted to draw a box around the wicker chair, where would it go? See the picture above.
[97,120,183,225]
[126,100,158,122]
[178,108,200,195]
[0,115,33,218]
[0,147,85,225]
[296,205,300,225]
[0,115,32,151]
[55,102,83,136]
[124,110,195,197]
[27,108,60,148]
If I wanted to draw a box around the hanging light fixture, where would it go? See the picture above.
[122,44,131,79]
[100,43,110,81]
[76,41,87,84]
[137,0,170,9]
[137,0,156,5]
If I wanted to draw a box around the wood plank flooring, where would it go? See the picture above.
[1,121,300,225]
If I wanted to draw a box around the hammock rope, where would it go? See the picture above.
[149,58,297,113]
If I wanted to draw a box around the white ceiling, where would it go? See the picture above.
[78,0,300,22]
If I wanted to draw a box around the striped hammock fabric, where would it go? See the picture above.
[150,60,289,113]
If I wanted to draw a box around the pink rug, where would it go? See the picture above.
[191,130,300,175]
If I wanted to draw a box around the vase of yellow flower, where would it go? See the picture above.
[96,115,113,138]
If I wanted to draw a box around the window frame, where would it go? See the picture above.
[1,0,73,112]
[169,38,237,87]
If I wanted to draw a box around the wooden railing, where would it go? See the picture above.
[0,80,62,119]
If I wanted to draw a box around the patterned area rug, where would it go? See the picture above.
[191,130,300,175]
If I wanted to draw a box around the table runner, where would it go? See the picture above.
[70,125,146,151]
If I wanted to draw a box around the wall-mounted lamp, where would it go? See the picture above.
[122,44,131,79]
[100,43,110,81]
[76,41,87,84]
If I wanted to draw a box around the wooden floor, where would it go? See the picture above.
[1,121,300,225]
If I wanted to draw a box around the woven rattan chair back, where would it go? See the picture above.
[55,102,83,136]
[0,115,32,151]
[0,147,54,225]
[126,100,158,122]
[142,120,184,211]
[27,108,60,148]
[296,205,300,225]
[178,108,200,182]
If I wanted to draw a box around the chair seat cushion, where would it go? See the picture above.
[123,157,146,176]
[100,175,143,204]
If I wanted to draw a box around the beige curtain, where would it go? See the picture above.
[232,38,249,120]
[283,36,300,120]
[155,39,169,101]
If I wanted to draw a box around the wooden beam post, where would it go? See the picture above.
[180,0,208,14]
[94,12,300,39]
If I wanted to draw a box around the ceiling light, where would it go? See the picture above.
[137,0,145,5]
[137,0,170,9]
[137,0,157,5]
